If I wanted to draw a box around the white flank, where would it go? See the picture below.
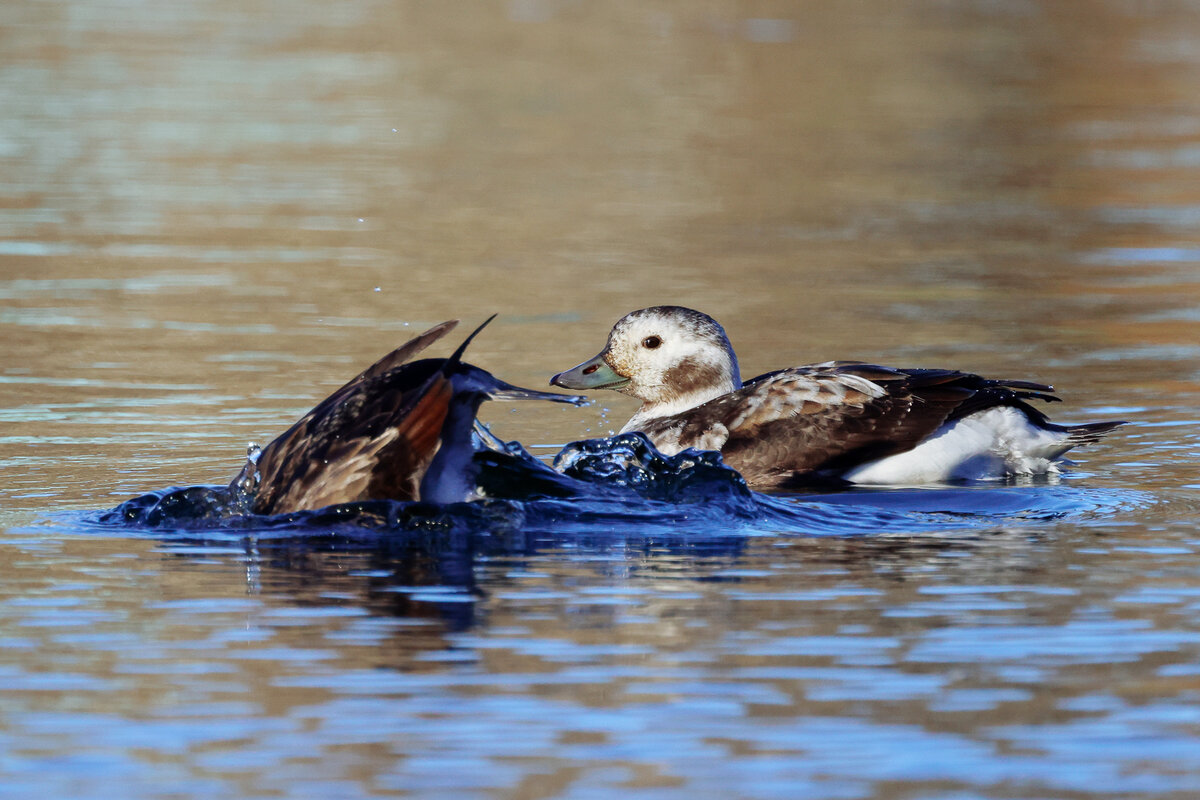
[843,406,1072,485]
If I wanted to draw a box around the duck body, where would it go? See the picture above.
[238,318,585,514]
[551,306,1124,488]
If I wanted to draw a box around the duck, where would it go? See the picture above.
[550,306,1125,488]
[234,316,586,514]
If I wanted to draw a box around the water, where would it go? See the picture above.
[3,1,1200,798]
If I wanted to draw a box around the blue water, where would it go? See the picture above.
[6,0,1200,797]
[98,433,1142,541]
[5,438,1192,800]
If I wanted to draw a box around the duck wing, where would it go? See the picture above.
[329,319,458,396]
[243,322,460,514]
[643,362,1063,488]
[249,362,453,513]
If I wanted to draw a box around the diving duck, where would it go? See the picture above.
[550,306,1124,488]
[235,317,585,514]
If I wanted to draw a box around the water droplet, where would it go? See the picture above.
[374,287,381,292]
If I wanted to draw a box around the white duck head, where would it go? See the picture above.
[551,306,742,422]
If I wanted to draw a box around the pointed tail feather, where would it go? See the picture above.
[445,314,498,372]
[343,319,460,389]
[998,378,1056,394]
[444,315,589,406]
[1064,420,1127,447]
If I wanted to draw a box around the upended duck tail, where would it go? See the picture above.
[1063,419,1127,447]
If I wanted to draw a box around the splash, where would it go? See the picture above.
[99,433,1139,537]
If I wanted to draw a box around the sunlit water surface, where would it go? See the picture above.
[3,2,1200,798]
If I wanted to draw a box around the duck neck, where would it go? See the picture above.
[617,341,741,434]
[419,394,484,504]
[619,377,738,434]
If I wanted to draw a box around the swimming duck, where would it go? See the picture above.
[550,306,1125,487]
[235,317,586,514]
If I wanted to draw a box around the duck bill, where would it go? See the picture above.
[488,378,589,407]
[550,353,631,391]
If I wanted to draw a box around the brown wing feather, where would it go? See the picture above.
[334,320,458,394]
[365,374,453,502]
[264,428,399,513]
[249,366,454,514]
[245,322,465,513]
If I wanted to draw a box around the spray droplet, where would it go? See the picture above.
[374,287,381,292]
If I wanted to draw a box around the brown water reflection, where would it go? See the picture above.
[3,1,1200,798]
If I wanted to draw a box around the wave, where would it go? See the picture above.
[97,433,1141,539]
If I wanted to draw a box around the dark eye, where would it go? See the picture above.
[642,336,662,349]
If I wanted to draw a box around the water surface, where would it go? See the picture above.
[3,2,1200,798]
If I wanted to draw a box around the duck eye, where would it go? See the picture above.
[642,336,662,349]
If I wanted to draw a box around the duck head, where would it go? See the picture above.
[551,306,742,418]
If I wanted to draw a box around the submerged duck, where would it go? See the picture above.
[235,317,585,514]
[550,306,1125,488]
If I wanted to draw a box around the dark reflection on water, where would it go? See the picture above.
[91,473,1146,634]
[7,477,1197,799]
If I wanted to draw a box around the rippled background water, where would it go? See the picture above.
[3,2,1200,798]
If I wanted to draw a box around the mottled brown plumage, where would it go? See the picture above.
[235,318,585,514]
[551,307,1125,486]
[644,363,1100,487]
